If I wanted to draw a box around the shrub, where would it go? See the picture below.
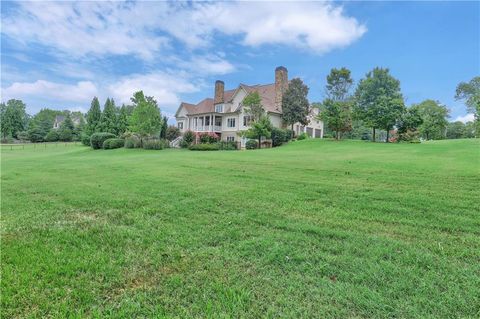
[199,132,219,144]
[297,132,308,140]
[124,136,142,148]
[284,129,294,142]
[166,126,181,141]
[189,143,219,151]
[103,138,124,149]
[218,141,237,150]
[45,130,59,142]
[143,139,163,150]
[271,127,286,147]
[181,130,195,148]
[90,132,116,149]
[246,139,258,149]
[81,133,91,146]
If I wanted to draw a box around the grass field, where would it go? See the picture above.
[1,139,479,318]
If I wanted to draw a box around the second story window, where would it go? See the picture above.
[243,115,254,126]
[215,104,223,113]
[227,118,236,128]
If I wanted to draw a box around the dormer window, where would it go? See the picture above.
[215,104,223,113]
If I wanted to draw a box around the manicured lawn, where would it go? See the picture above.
[1,139,479,318]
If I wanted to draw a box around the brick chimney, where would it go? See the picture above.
[214,80,224,104]
[275,66,288,109]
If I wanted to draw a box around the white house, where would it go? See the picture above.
[174,66,323,147]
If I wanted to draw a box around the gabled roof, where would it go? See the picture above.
[178,83,281,116]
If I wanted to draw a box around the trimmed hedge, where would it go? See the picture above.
[124,136,142,148]
[246,140,258,150]
[90,132,116,149]
[271,127,286,147]
[103,138,125,149]
[189,143,219,151]
[218,141,237,150]
[297,132,308,140]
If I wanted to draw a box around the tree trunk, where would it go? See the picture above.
[386,129,389,143]
[258,137,261,149]
[372,128,376,142]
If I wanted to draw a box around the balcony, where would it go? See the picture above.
[193,125,222,132]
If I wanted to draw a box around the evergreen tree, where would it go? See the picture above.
[100,98,117,134]
[85,97,101,136]
[116,104,129,136]
[160,116,168,138]
[58,114,75,141]
[282,78,310,131]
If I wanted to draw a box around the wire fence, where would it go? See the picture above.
[0,142,82,151]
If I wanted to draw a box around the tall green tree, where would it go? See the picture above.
[129,91,162,140]
[85,97,101,136]
[0,99,28,139]
[116,104,129,136]
[282,78,310,131]
[243,92,265,122]
[319,68,354,140]
[411,100,449,140]
[100,98,117,134]
[455,76,479,136]
[354,67,405,142]
[396,107,423,141]
[245,115,273,148]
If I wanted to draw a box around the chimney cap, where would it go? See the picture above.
[275,66,287,72]
[215,80,225,84]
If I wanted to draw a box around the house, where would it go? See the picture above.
[53,114,82,129]
[174,66,323,147]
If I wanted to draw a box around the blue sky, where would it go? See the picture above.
[1,1,478,123]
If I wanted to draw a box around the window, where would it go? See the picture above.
[227,136,235,142]
[227,118,236,128]
[215,104,223,113]
[243,115,253,126]
[178,122,183,129]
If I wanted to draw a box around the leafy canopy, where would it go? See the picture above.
[282,78,310,128]
[129,91,162,138]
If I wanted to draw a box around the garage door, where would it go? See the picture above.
[314,129,322,138]
[306,127,313,137]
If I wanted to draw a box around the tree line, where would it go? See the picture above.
[0,90,182,145]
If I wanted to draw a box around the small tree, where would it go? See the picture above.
[116,104,129,136]
[27,124,45,142]
[160,116,168,139]
[129,91,162,142]
[397,107,423,141]
[245,115,272,148]
[99,98,117,134]
[180,130,195,148]
[446,121,466,139]
[166,125,180,141]
[282,78,310,131]
[319,68,354,140]
[242,92,265,122]
[45,130,60,142]
[0,99,28,139]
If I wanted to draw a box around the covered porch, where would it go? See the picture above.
[191,114,222,132]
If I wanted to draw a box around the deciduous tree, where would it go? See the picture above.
[0,99,28,139]
[411,100,449,140]
[245,115,273,148]
[243,92,265,122]
[455,77,479,136]
[282,78,309,131]
[354,68,405,142]
[129,91,162,140]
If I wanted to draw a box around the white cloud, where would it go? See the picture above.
[2,1,366,58]
[453,113,475,123]
[108,72,200,111]
[1,80,98,103]
[176,55,236,75]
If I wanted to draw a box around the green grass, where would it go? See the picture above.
[1,139,479,318]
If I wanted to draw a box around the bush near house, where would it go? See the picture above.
[81,133,91,146]
[180,130,195,148]
[90,132,116,149]
[218,141,237,150]
[103,138,125,150]
[271,127,287,147]
[189,143,220,151]
[246,139,258,149]
[199,132,219,144]
[297,132,308,140]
